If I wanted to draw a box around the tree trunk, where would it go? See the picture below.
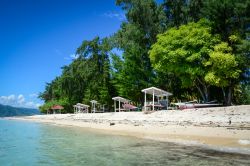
[222,87,233,106]
[226,86,232,106]
[222,88,227,104]
[195,84,206,102]
[204,85,210,102]
[195,78,210,102]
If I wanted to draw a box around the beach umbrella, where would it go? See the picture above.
[51,105,64,114]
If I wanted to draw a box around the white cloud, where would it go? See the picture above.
[103,11,126,21]
[17,94,25,104]
[8,94,15,102]
[64,54,79,60]
[25,102,42,109]
[29,93,38,98]
[70,54,79,59]
[0,95,15,105]
[25,101,35,107]
[0,94,42,109]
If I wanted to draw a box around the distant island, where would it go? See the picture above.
[0,104,40,117]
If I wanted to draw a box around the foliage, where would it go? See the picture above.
[39,98,69,114]
[150,20,243,104]
[201,0,250,40]
[39,37,114,112]
[162,0,188,27]
[150,20,220,102]
[234,84,250,104]
[112,0,166,103]
[204,42,241,87]
[39,0,250,111]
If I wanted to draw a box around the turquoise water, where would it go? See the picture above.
[0,119,250,166]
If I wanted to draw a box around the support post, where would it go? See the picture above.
[153,89,155,111]
[114,100,116,112]
[119,99,121,112]
[166,97,168,110]
[144,92,147,111]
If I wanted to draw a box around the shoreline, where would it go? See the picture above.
[5,105,250,154]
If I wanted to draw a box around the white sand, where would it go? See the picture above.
[7,105,250,152]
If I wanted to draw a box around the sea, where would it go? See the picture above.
[0,119,250,166]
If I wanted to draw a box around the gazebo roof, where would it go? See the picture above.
[141,87,172,97]
[74,103,90,108]
[112,96,130,103]
[51,105,64,110]
[90,100,98,104]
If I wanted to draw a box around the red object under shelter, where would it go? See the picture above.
[51,105,64,110]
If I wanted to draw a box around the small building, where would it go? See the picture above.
[73,103,89,113]
[112,96,137,112]
[90,100,106,113]
[112,96,129,112]
[141,87,172,111]
[50,105,64,114]
[90,100,98,113]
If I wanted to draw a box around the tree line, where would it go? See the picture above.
[39,0,250,113]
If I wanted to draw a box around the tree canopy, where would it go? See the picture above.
[39,0,250,113]
[150,20,243,104]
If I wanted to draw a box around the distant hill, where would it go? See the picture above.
[0,104,40,117]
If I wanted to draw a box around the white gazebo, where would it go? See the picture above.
[73,103,90,113]
[90,100,98,113]
[112,96,130,112]
[100,104,106,112]
[141,87,172,111]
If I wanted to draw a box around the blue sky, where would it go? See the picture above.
[0,0,124,108]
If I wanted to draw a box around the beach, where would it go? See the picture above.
[8,105,250,153]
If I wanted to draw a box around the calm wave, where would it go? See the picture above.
[0,119,249,166]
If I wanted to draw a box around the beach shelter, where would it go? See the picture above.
[112,96,130,112]
[90,100,98,113]
[51,105,64,114]
[100,104,106,112]
[73,103,90,113]
[90,100,106,113]
[141,87,172,111]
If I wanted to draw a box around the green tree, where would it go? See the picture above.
[112,0,166,103]
[150,20,245,104]
[188,0,203,22]
[39,37,114,112]
[201,0,250,90]
[162,0,188,27]
[76,37,113,107]
[204,42,241,105]
[202,0,250,40]
[150,20,220,102]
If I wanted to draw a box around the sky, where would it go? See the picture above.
[0,0,124,108]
